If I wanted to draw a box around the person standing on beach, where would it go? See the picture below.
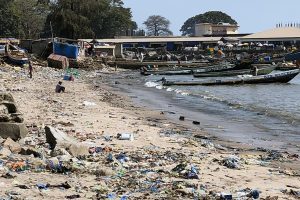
[28,61,33,78]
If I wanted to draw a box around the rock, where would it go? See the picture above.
[0,93,14,102]
[10,113,24,123]
[20,147,42,158]
[1,102,17,113]
[45,126,76,149]
[3,138,21,153]
[0,137,5,144]
[192,121,200,125]
[45,126,89,157]
[66,144,89,157]
[0,105,8,114]
[58,154,72,162]
[0,122,28,140]
[0,147,11,157]
[221,155,241,169]
[50,147,71,157]
[1,172,17,179]
[176,188,194,195]
[94,167,115,177]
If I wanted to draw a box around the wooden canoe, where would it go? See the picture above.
[163,69,300,86]
[193,65,276,77]
[5,44,28,65]
[141,63,235,76]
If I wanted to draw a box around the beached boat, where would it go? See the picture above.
[5,44,28,65]
[141,63,235,76]
[141,68,192,76]
[163,69,300,86]
[192,63,236,74]
[193,65,276,77]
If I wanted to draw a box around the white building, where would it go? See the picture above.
[195,23,239,36]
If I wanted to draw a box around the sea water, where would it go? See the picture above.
[106,71,300,153]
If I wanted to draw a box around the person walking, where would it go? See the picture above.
[28,61,33,78]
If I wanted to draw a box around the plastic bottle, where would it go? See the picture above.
[117,133,134,141]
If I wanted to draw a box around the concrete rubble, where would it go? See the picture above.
[0,93,28,140]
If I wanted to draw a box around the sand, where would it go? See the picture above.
[0,62,299,199]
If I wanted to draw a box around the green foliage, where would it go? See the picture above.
[0,0,50,38]
[45,0,134,39]
[0,0,134,39]
[143,15,173,36]
[0,0,21,37]
[180,11,237,36]
[14,0,50,39]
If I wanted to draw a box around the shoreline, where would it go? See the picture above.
[98,69,300,154]
[0,63,299,199]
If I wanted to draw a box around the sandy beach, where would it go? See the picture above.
[0,61,299,199]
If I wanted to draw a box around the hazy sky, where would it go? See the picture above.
[123,0,300,36]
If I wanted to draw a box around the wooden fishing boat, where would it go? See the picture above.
[141,69,192,76]
[141,63,235,76]
[192,63,235,74]
[193,65,275,77]
[5,44,28,65]
[163,69,300,86]
[275,62,299,71]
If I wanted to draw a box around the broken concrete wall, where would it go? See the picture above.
[0,93,28,140]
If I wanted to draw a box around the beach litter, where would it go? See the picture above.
[221,155,241,169]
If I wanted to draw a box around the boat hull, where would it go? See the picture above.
[141,63,235,76]
[5,44,28,65]
[193,65,275,77]
[163,69,300,86]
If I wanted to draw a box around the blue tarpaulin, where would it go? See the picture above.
[167,42,174,51]
[53,42,79,59]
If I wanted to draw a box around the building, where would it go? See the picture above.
[240,27,300,46]
[81,36,223,54]
[195,23,239,36]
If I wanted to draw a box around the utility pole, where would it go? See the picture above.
[50,21,54,53]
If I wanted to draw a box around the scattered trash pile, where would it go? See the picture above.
[0,125,299,199]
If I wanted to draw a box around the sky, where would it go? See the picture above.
[123,0,300,36]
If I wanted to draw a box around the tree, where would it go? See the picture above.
[0,0,50,39]
[44,0,134,39]
[0,0,21,37]
[14,0,50,39]
[180,11,237,36]
[143,15,173,36]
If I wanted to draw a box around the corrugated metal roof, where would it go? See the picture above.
[0,38,19,44]
[80,37,222,43]
[240,27,300,41]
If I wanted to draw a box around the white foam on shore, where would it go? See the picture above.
[174,89,189,96]
[145,81,189,95]
[145,81,159,88]
[145,81,163,90]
